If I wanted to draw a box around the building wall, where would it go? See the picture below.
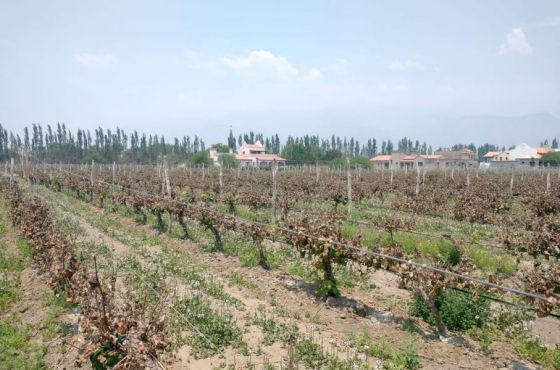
[390,152,409,169]
[372,161,390,169]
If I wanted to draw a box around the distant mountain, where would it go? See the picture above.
[203,109,560,148]
[146,107,560,149]
[427,113,560,148]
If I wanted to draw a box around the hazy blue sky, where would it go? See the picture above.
[1,1,559,145]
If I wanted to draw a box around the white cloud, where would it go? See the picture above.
[534,16,560,28]
[75,53,118,68]
[303,68,323,81]
[329,58,349,74]
[498,28,532,55]
[389,59,425,71]
[219,50,299,77]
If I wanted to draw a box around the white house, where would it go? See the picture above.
[508,143,539,160]
[484,143,553,169]
[236,140,286,167]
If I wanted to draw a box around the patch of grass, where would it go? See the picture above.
[0,275,20,312]
[348,331,422,370]
[235,205,260,221]
[0,230,24,312]
[288,260,315,282]
[228,271,259,293]
[40,292,75,341]
[410,289,490,331]
[340,223,359,240]
[294,338,328,368]
[55,217,85,237]
[155,246,243,308]
[0,246,25,272]
[468,308,560,368]
[467,247,516,275]
[468,325,494,352]
[514,335,560,370]
[0,320,47,370]
[172,295,245,358]
[16,238,34,261]
[251,311,298,346]
[401,319,423,335]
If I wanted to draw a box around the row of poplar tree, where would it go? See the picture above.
[0,123,206,164]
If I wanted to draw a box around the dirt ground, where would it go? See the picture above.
[34,186,554,370]
[0,206,82,370]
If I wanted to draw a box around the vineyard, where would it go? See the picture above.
[1,162,559,369]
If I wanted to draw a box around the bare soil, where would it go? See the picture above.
[37,187,549,369]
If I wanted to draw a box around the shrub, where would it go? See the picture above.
[410,289,490,331]
[218,153,239,169]
[188,151,213,167]
[541,152,560,166]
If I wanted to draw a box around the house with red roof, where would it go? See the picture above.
[371,151,444,169]
[236,140,286,168]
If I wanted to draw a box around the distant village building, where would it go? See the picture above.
[482,151,509,162]
[401,154,443,169]
[370,155,392,169]
[236,140,286,168]
[371,151,414,169]
[209,141,286,167]
[433,148,477,167]
[481,144,558,169]
[371,149,475,169]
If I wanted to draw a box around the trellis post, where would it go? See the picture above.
[347,157,352,216]
[272,160,278,223]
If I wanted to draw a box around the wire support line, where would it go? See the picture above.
[40,166,554,302]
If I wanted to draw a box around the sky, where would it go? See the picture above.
[1,0,559,146]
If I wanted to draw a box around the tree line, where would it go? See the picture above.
[0,123,206,164]
[3,123,552,165]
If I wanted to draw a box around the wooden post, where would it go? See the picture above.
[510,171,514,193]
[271,160,278,223]
[19,153,26,184]
[346,157,352,216]
[162,158,172,233]
[9,158,14,184]
[25,152,31,188]
[415,165,420,196]
[315,161,320,183]
[466,169,470,190]
[219,164,223,192]
[546,171,551,193]
[90,160,95,187]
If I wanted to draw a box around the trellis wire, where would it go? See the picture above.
[49,166,552,303]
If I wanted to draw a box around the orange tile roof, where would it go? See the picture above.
[420,154,442,160]
[483,151,502,158]
[246,143,265,149]
[256,155,286,161]
[235,155,255,161]
[402,155,418,161]
[371,155,391,161]
[537,147,552,155]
